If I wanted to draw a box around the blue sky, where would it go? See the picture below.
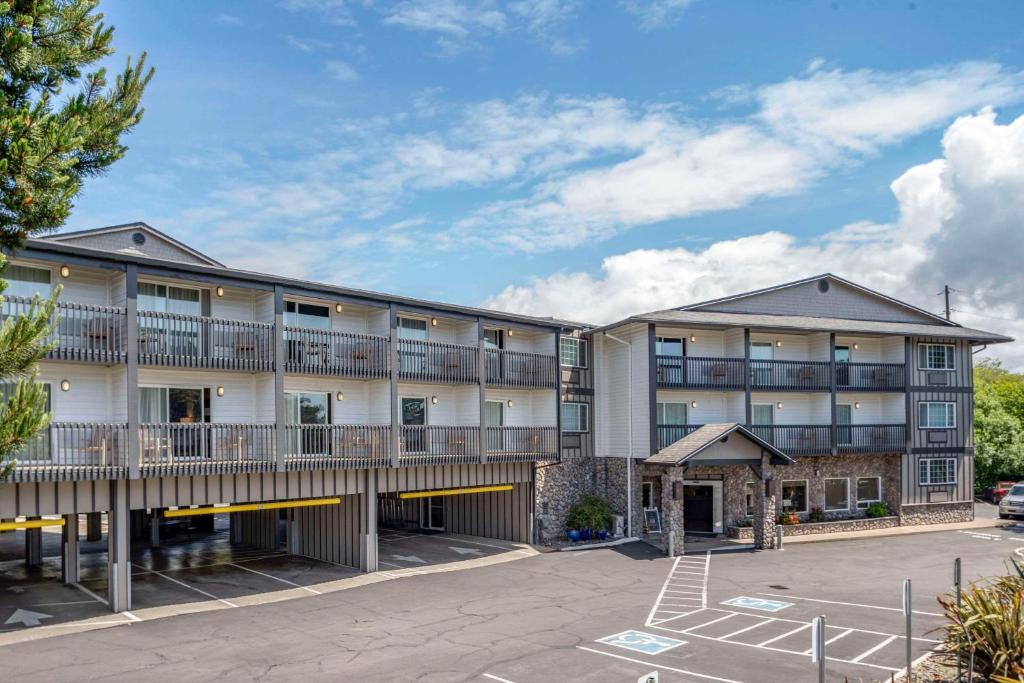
[67,1,1024,362]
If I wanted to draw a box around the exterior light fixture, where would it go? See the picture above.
[690,401,698,409]
[690,335,696,343]
[216,386,225,397]
[775,340,782,347]
[59,264,71,278]
[60,379,70,392]
[507,399,513,408]
[853,343,859,350]
[431,395,438,405]
[430,317,438,326]
[776,402,783,409]
[854,402,861,409]
[507,329,514,337]
[336,391,344,402]
[335,303,343,313]
[215,286,225,297]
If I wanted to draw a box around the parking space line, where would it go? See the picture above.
[227,563,321,595]
[576,646,746,683]
[755,591,943,617]
[132,563,238,608]
[681,613,736,633]
[757,623,810,647]
[718,619,773,640]
[851,635,898,663]
[824,628,854,645]
[645,555,681,625]
[482,674,517,683]
[72,582,109,607]
[664,590,701,594]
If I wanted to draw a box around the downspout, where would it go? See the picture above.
[604,331,633,538]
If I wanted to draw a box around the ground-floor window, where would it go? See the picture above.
[919,458,957,485]
[744,482,755,517]
[856,477,882,508]
[781,480,808,513]
[824,478,849,511]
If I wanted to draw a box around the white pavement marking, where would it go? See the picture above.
[757,623,811,647]
[718,619,774,641]
[681,613,736,634]
[449,546,484,556]
[824,628,854,645]
[132,563,238,608]
[755,591,943,617]
[388,554,426,563]
[72,582,109,607]
[4,609,53,627]
[228,562,321,595]
[851,635,899,663]
[482,674,517,683]
[576,646,746,683]
[646,552,712,626]
[644,556,681,626]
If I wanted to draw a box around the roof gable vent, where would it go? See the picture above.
[132,231,146,245]
[817,279,830,293]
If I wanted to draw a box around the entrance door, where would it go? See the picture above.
[750,341,774,385]
[401,397,427,453]
[836,403,852,446]
[285,391,331,456]
[835,345,851,387]
[485,400,504,454]
[484,328,504,381]
[751,403,775,445]
[420,496,445,531]
[683,485,715,533]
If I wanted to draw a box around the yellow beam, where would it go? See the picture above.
[398,484,513,500]
[164,497,341,518]
[0,518,65,531]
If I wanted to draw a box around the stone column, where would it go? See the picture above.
[753,455,778,550]
[62,513,80,584]
[662,473,686,556]
[24,517,42,569]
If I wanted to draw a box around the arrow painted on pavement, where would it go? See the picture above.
[388,554,426,564]
[4,608,52,627]
[6,586,25,594]
[449,546,483,556]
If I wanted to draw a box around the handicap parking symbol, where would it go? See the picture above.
[721,596,792,612]
[596,630,686,655]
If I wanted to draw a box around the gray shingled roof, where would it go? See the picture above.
[645,423,793,466]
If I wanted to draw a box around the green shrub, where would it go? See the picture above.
[778,512,799,525]
[565,495,613,531]
[808,507,826,523]
[937,561,1024,680]
[864,502,888,518]
[732,518,753,528]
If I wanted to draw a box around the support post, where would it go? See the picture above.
[286,508,300,555]
[743,328,752,428]
[149,509,161,549]
[477,317,488,465]
[829,332,837,456]
[230,512,243,544]
[126,264,140,479]
[107,480,131,612]
[86,511,102,542]
[389,304,401,468]
[24,517,42,569]
[362,470,378,572]
[62,513,80,584]
[273,284,286,471]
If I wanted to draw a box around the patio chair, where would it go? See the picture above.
[233,330,258,360]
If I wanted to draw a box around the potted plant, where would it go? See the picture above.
[808,506,826,523]
[566,495,613,543]
[864,502,888,518]
[778,511,800,525]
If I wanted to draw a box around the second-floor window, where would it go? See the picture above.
[560,337,587,368]
[655,336,684,356]
[918,343,955,370]
[561,402,589,432]
[398,316,428,341]
[919,402,955,429]
[656,401,687,425]
[138,282,201,315]
[4,264,51,299]
[284,301,330,330]
[919,458,956,485]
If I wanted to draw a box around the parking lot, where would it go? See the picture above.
[1,519,1021,681]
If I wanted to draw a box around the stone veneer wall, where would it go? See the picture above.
[728,515,899,539]
[594,457,644,536]
[534,451,597,543]
[899,501,973,526]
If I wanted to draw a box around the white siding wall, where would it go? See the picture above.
[397,383,478,425]
[881,336,905,363]
[210,287,256,321]
[485,388,556,426]
[655,391,731,424]
[724,328,745,357]
[593,323,649,458]
[38,362,116,421]
[254,375,275,422]
[750,332,810,361]
[808,333,830,361]
[654,327,726,356]
[809,394,831,424]
[254,292,274,323]
[7,259,115,306]
[835,336,881,363]
[750,392,814,424]
[137,369,259,422]
[726,392,746,423]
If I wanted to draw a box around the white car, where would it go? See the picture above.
[998,483,1024,519]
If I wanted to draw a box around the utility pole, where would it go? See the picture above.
[944,285,951,321]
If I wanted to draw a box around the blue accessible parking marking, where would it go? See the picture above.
[721,596,793,612]
[596,630,686,655]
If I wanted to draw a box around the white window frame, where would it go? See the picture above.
[751,403,775,426]
[138,384,207,423]
[561,401,589,433]
[3,262,54,299]
[919,401,956,429]
[559,337,587,369]
[397,315,430,341]
[781,479,808,514]
[824,477,850,512]
[855,476,882,509]
[656,401,688,426]
[918,458,957,486]
[917,343,955,371]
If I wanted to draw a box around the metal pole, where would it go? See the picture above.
[811,614,826,683]
[954,558,962,682]
[903,579,912,683]
[776,523,784,550]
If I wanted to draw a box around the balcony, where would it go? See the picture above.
[138,423,276,475]
[656,356,744,389]
[836,424,906,454]
[485,349,558,389]
[3,295,126,364]
[836,363,906,391]
[750,360,831,391]
[8,423,127,481]
[397,340,478,384]
[750,425,832,456]
[398,425,480,465]
[138,312,274,371]
[284,327,389,378]
[283,424,391,469]
[486,426,559,463]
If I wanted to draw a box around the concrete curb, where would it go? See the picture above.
[558,537,641,552]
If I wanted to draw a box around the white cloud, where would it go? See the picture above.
[483,109,1024,368]
[621,0,697,30]
[215,14,243,26]
[279,0,358,26]
[325,60,360,81]
[286,35,333,52]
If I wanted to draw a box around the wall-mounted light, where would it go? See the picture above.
[690,335,696,343]
[775,340,782,347]
[335,303,343,313]
[853,343,859,350]
[507,329,514,337]
[507,399,514,408]
[215,286,225,297]
[690,401,698,409]
[60,379,70,392]
[430,317,438,327]
[854,402,861,409]
[59,264,71,278]
[216,386,225,397]
[776,402,783,409]
[431,395,438,405]
[336,391,344,402]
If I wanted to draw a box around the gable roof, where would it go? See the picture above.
[645,423,793,466]
[45,222,225,267]
[678,273,954,326]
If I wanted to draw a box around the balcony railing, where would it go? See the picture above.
[137,312,274,371]
[835,363,906,391]
[284,327,389,378]
[2,295,126,364]
[397,340,478,384]
[485,349,558,388]
[836,424,907,454]
[283,424,391,469]
[655,424,705,450]
[751,360,831,391]
[751,425,832,456]
[399,425,480,465]
[8,423,127,481]
[656,356,745,389]
[138,423,276,474]
[486,426,559,462]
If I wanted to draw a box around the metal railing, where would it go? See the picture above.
[397,339,478,383]
[137,311,274,371]
[656,355,745,389]
[655,424,705,450]
[751,425,832,456]
[835,362,906,391]
[2,295,127,363]
[399,425,480,465]
[138,423,276,473]
[485,348,558,388]
[283,424,391,469]
[485,426,559,462]
[9,422,127,481]
[751,360,831,391]
[284,327,389,378]
[836,424,907,454]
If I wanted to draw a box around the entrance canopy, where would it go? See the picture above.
[645,423,793,470]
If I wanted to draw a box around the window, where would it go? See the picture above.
[824,478,850,511]
[397,316,428,340]
[139,387,205,423]
[752,404,774,425]
[781,480,808,513]
[918,343,955,371]
[483,328,504,349]
[561,402,589,432]
[919,458,956,486]
[919,402,955,429]
[749,341,774,360]
[856,477,882,508]
[836,404,852,445]
[655,336,684,356]
[3,264,51,299]
[656,402,687,425]
[744,482,755,517]
[560,337,587,368]
[284,301,331,330]
[138,282,201,315]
